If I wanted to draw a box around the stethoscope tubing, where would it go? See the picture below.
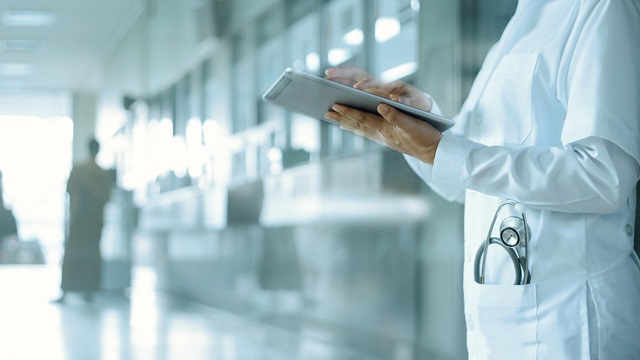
[477,200,531,285]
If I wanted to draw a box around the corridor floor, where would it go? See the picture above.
[0,265,377,360]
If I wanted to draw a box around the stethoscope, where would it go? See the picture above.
[474,201,531,285]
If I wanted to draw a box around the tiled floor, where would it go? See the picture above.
[0,265,377,360]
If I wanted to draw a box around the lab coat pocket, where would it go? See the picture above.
[473,53,539,146]
[472,282,538,359]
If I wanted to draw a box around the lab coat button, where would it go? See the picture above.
[625,224,633,236]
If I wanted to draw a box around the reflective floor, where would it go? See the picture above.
[0,265,378,360]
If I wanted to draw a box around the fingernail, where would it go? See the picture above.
[378,104,389,115]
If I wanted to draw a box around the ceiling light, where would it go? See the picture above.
[0,62,35,77]
[2,10,56,27]
[0,39,46,53]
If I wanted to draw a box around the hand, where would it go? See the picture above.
[325,66,433,111]
[324,102,442,165]
[324,66,441,164]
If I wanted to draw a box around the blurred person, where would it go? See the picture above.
[53,138,112,303]
[0,170,18,248]
[324,1,640,359]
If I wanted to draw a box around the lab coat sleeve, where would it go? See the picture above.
[559,0,640,164]
[403,98,467,203]
[432,134,639,214]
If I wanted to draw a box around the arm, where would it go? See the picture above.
[434,134,639,213]
[328,101,639,213]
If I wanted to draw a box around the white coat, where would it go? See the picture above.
[405,0,640,358]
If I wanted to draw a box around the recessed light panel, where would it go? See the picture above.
[0,39,46,53]
[2,10,56,27]
[0,62,35,77]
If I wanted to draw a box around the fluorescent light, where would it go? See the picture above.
[0,39,46,53]
[0,62,35,77]
[2,10,56,27]
[0,79,25,88]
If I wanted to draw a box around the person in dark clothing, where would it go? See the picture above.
[53,139,112,303]
[0,171,18,244]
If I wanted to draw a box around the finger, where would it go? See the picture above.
[325,76,359,87]
[324,109,361,129]
[325,66,370,82]
[331,104,382,131]
[377,104,409,127]
[353,77,384,90]
[377,104,433,133]
[362,87,393,99]
[325,111,372,140]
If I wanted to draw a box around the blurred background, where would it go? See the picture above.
[0,0,517,359]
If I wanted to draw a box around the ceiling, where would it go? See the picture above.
[0,0,143,93]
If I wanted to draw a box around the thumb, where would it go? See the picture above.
[377,104,411,127]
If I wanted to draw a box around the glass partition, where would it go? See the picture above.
[284,5,322,164]
[322,0,367,156]
[373,0,419,82]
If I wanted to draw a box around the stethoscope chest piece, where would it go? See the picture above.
[500,216,527,247]
[474,201,531,285]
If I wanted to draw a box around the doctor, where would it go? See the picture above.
[325,0,640,359]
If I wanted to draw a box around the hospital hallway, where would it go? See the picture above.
[0,0,524,359]
[0,265,381,360]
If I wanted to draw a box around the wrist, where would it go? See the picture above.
[421,134,442,165]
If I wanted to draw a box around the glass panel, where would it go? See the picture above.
[203,56,232,187]
[287,12,321,74]
[285,10,322,161]
[323,0,364,67]
[232,30,255,133]
[373,0,419,82]
[256,6,285,126]
[322,0,365,156]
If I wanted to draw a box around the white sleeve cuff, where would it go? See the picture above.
[432,134,482,186]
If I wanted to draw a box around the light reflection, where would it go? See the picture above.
[101,310,123,360]
[380,62,418,82]
[375,17,401,43]
[129,289,159,351]
[170,135,188,178]
[328,48,351,66]
[186,117,204,178]
[305,52,320,72]
[202,118,220,147]
[267,146,283,175]
[0,115,72,255]
[222,334,237,360]
[158,117,174,174]
[342,28,363,46]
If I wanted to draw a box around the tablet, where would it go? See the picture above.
[262,68,454,132]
